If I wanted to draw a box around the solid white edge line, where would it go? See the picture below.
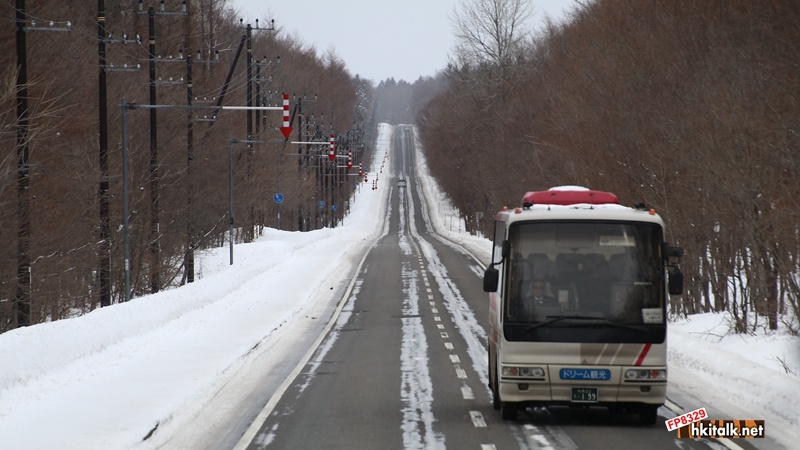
[231,236,378,450]
[663,399,745,450]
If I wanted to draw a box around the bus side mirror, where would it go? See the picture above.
[664,243,684,295]
[484,266,499,293]
[664,244,684,259]
[668,266,684,295]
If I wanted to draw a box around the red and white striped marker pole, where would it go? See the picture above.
[328,134,336,161]
[283,94,289,126]
[279,93,292,139]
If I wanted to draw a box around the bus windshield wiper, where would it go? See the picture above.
[525,315,650,332]
[595,320,649,332]
[525,314,605,330]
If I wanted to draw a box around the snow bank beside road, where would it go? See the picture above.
[668,313,799,448]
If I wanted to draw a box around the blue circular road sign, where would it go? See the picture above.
[273,193,284,204]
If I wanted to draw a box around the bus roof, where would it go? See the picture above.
[496,203,665,227]
[521,188,619,207]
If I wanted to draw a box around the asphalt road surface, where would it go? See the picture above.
[235,125,761,450]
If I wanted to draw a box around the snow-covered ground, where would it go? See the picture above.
[1,123,798,449]
[666,314,799,449]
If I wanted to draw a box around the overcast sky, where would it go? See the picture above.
[230,0,576,83]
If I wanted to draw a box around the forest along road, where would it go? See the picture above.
[233,125,758,450]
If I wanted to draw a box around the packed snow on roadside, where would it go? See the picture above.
[0,123,798,450]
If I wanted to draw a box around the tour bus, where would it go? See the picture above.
[483,187,684,424]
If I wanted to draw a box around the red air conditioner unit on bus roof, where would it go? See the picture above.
[521,189,619,207]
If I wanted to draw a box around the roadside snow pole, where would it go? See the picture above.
[328,134,335,161]
[283,93,289,127]
[279,93,292,139]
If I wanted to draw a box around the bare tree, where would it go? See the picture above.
[450,0,534,71]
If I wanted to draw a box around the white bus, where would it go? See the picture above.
[483,187,684,424]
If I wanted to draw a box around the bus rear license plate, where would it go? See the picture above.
[571,387,598,403]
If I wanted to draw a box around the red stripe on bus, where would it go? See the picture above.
[634,343,651,366]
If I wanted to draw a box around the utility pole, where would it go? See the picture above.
[242,18,276,140]
[183,3,194,284]
[246,24,252,140]
[242,19,275,241]
[245,23,254,242]
[185,53,195,283]
[184,50,219,284]
[96,1,139,306]
[147,6,160,293]
[97,0,110,307]
[15,0,31,327]
[14,1,71,327]
[139,1,187,294]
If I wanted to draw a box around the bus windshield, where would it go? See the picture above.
[503,221,666,343]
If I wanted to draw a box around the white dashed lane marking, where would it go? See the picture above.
[470,411,487,428]
[461,385,475,400]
